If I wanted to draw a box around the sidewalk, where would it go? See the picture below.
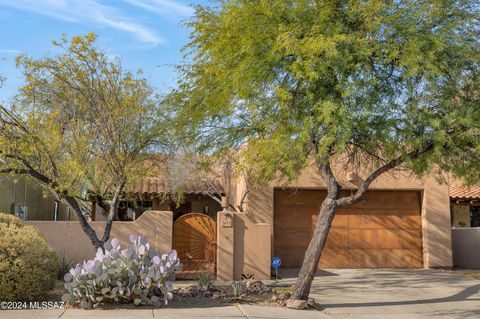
[0,305,330,319]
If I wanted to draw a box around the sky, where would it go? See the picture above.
[0,0,211,103]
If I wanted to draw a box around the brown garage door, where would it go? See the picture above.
[274,189,423,268]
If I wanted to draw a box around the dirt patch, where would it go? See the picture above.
[44,280,66,302]
[55,280,319,310]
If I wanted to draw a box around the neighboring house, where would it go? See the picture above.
[449,182,480,268]
[450,183,480,227]
[0,175,73,221]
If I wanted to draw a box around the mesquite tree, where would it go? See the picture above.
[168,0,480,303]
[0,33,168,249]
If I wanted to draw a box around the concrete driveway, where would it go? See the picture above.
[276,268,480,319]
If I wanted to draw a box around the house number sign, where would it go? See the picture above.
[221,213,233,227]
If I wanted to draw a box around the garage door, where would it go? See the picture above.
[274,189,423,268]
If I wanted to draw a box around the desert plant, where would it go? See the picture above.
[57,255,75,280]
[0,213,59,301]
[62,235,181,309]
[196,269,214,290]
[231,281,245,299]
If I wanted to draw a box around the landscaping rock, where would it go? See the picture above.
[245,280,271,295]
[203,291,212,298]
[271,295,278,302]
[212,292,224,299]
[277,292,291,301]
[286,299,307,310]
[186,286,199,297]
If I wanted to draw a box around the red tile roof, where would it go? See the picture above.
[127,177,224,195]
[449,181,480,200]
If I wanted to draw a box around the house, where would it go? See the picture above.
[449,181,480,268]
[27,159,458,281]
[0,175,72,221]
[450,182,480,228]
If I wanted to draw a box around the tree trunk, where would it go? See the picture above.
[101,181,125,245]
[64,195,103,249]
[290,196,338,300]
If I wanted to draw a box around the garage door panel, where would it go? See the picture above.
[312,214,348,229]
[274,229,311,248]
[275,247,305,268]
[275,208,315,228]
[348,214,421,230]
[349,229,422,249]
[324,228,349,248]
[320,248,350,268]
[342,191,421,211]
[349,249,423,268]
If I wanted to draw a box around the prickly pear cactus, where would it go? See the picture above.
[62,235,181,309]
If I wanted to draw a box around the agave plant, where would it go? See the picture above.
[62,235,181,309]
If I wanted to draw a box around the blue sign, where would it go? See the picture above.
[272,257,282,268]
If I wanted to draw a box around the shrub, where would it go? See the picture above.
[196,268,214,290]
[57,255,75,280]
[0,213,59,301]
[63,235,181,309]
[231,281,245,299]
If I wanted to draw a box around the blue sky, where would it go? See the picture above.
[0,0,211,103]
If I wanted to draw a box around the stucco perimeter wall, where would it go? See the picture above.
[451,228,480,268]
[27,210,173,264]
[245,162,453,268]
[217,210,271,281]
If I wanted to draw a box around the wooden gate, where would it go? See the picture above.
[173,213,216,279]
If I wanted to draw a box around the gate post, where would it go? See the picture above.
[216,210,235,281]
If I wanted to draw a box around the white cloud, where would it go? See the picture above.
[124,0,194,17]
[0,49,21,54]
[0,0,164,45]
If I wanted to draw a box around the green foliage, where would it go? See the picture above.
[57,255,75,280]
[196,268,214,290]
[169,0,480,184]
[0,213,59,301]
[0,32,169,203]
[231,281,245,299]
[62,235,180,309]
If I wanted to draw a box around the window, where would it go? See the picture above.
[11,204,28,221]
[470,206,480,227]
[451,205,480,228]
[118,200,153,221]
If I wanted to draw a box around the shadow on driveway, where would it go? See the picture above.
[321,283,480,308]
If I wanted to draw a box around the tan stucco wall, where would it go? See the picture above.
[244,162,453,269]
[27,210,173,264]
[217,210,271,281]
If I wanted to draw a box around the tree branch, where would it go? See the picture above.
[336,142,435,207]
